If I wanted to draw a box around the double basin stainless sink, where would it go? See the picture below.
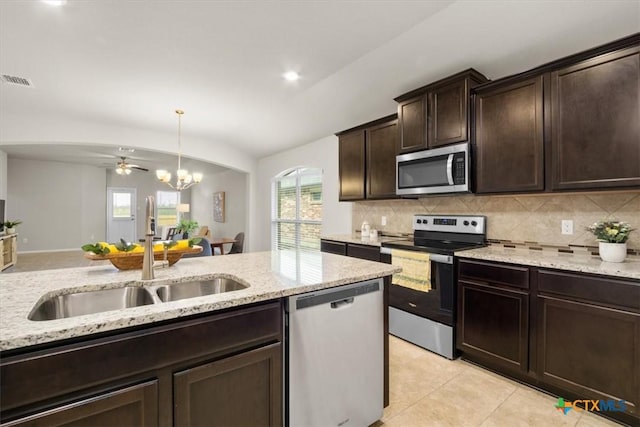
[28,278,248,321]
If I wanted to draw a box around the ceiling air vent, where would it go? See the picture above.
[1,75,34,87]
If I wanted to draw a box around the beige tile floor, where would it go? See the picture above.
[3,253,628,426]
[378,336,624,427]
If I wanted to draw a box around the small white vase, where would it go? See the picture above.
[598,242,627,263]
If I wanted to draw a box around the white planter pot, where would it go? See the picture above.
[598,242,627,263]
[6,227,16,235]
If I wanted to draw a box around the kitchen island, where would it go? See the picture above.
[0,250,399,426]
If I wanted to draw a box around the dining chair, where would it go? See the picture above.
[228,232,245,254]
[182,237,212,257]
[166,227,177,240]
[197,226,211,239]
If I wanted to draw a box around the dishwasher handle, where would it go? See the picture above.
[331,297,354,309]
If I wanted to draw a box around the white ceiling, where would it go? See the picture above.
[0,1,638,162]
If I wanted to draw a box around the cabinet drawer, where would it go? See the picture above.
[538,270,640,313]
[320,240,347,256]
[2,380,158,427]
[458,260,529,289]
[347,244,381,262]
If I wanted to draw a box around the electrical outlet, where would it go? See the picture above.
[90,235,95,241]
[381,216,387,226]
[561,220,574,235]
[22,238,28,244]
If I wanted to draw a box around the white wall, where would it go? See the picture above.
[255,135,352,251]
[0,150,7,200]
[8,158,106,252]
[0,112,260,251]
[191,169,248,248]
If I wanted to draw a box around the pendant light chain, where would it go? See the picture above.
[177,109,183,172]
[155,109,202,191]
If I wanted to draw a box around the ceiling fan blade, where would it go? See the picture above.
[132,166,149,172]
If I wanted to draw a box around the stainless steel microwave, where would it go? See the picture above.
[396,142,469,196]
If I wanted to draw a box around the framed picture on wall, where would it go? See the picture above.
[213,191,225,223]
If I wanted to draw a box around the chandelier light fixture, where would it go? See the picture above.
[156,109,203,191]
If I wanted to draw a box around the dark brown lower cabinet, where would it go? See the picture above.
[2,381,158,427]
[346,243,381,261]
[174,343,282,427]
[1,301,283,427]
[457,259,640,425]
[457,279,529,375]
[536,269,640,424]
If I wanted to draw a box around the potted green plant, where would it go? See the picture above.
[587,219,633,263]
[3,220,22,235]
[176,219,199,239]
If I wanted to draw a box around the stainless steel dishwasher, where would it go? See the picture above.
[286,278,383,427]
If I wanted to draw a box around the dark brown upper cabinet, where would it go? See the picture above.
[472,33,640,194]
[366,118,398,199]
[474,76,544,193]
[550,45,640,190]
[395,69,488,155]
[338,129,366,201]
[337,115,398,201]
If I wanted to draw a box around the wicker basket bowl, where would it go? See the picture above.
[84,246,203,271]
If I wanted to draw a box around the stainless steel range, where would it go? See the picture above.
[380,214,486,359]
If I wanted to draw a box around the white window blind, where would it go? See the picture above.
[272,168,322,251]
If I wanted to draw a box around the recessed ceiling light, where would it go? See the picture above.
[283,71,300,82]
[118,147,135,153]
[42,0,67,6]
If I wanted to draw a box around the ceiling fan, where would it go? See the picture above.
[115,156,149,175]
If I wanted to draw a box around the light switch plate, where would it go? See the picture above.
[561,220,574,235]
[381,216,387,226]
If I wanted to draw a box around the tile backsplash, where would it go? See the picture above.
[353,191,640,250]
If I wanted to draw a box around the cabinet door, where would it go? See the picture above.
[475,76,544,193]
[346,243,381,261]
[428,78,468,148]
[174,343,282,427]
[397,95,427,154]
[338,130,366,200]
[457,280,529,374]
[550,45,640,190]
[537,295,640,416]
[366,119,398,199]
[320,239,347,256]
[2,381,158,427]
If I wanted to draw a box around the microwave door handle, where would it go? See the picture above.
[446,154,454,185]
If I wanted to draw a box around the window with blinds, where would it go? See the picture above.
[272,167,322,251]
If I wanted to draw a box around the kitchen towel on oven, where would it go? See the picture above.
[390,249,431,292]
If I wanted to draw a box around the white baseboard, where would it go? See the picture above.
[18,248,82,254]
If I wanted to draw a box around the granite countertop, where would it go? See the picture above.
[322,234,410,247]
[0,250,400,352]
[456,246,640,281]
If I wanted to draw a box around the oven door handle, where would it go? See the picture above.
[379,247,452,265]
[430,254,453,264]
[446,154,454,185]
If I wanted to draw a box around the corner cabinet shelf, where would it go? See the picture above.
[1,234,17,272]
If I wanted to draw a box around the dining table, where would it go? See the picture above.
[209,237,237,255]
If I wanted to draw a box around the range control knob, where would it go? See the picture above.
[463,220,470,226]
[416,219,422,224]
[471,220,478,227]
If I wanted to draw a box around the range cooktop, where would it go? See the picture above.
[381,214,487,256]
